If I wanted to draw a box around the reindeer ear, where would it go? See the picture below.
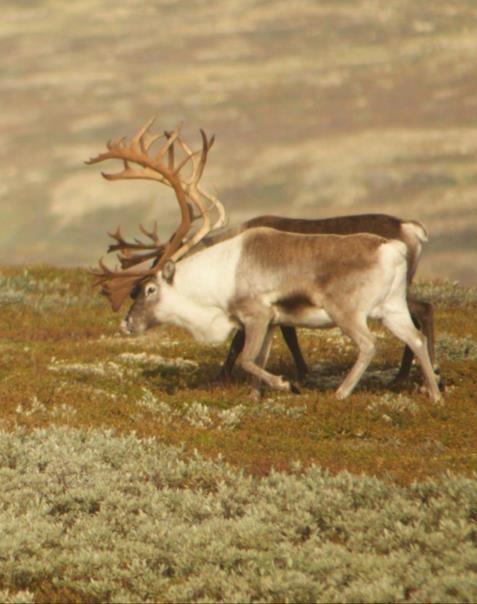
[162,260,176,284]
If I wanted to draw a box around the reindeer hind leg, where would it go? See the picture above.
[280,325,309,381]
[407,296,441,380]
[215,329,244,383]
[383,310,441,403]
[332,314,377,400]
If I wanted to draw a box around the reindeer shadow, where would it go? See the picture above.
[301,361,426,395]
[142,362,227,394]
[141,358,425,397]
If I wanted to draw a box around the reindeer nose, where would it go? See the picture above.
[120,318,132,336]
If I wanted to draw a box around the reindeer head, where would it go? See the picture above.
[87,118,225,314]
[121,262,175,336]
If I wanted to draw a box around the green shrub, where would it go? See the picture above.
[0,427,476,603]
[412,280,477,308]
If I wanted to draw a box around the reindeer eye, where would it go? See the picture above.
[145,284,157,297]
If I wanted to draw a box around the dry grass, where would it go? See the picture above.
[1,265,476,485]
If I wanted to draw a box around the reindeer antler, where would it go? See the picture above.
[164,128,227,248]
[87,118,209,311]
[103,224,166,269]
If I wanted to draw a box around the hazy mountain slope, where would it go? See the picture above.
[1,0,476,283]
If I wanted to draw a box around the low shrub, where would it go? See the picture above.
[0,427,476,603]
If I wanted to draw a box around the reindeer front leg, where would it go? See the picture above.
[239,317,294,394]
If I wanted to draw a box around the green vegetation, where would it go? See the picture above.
[0,427,476,604]
[0,265,476,602]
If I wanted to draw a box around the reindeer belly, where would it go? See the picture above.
[291,308,334,328]
[272,293,334,328]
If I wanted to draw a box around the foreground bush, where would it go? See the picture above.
[0,427,476,603]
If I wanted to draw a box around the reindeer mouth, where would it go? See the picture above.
[120,319,133,336]
[121,315,149,337]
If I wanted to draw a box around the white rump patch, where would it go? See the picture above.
[402,221,429,243]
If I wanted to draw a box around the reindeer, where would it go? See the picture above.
[88,119,438,387]
[87,119,441,403]
[200,214,436,385]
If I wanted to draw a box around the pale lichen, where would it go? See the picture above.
[0,426,475,604]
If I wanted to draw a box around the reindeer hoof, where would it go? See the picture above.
[290,382,301,394]
[335,387,349,400]
[249,388,262,402]
[213,370,233,385]
[434,368,446,392]
[389,372,409,388]
[296,368,309,383]
[275,376,292,392]
[419,384,442,404]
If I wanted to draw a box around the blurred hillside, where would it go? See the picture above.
[1,0,476,284]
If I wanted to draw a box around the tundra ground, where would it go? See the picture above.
[0,266,476,602]
[1,265,476,480]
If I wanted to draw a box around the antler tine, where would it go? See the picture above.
[132,116,167,153]
[86,136,127,166]
[85,118,169,184]
[197,129,215,181]
[174,129,226,230]
[197,186,227,229]
[117,248,166,270]
[165,131,175,171]
[139,221,160,243]
[162,129,198,180]
[91,257,158,311]
[131,116,156,149]
[161,129,200,222]
[107,226,132,253]
[154,122,182,164]
[108,226,125,243]
[106,136,127,151]
[172,148,201,178]
[105,224,163,254]
[91,257,117,284]
[163,127,227,243]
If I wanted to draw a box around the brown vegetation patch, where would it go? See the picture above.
[0,266,476,485]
